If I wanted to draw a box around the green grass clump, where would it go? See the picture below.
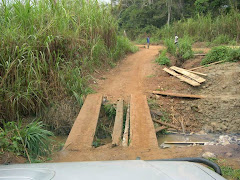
[0,120,53,160]
[208,158,240,180]
[156,50,171,66]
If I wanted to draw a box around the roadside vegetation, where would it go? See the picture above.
[0,0,136,160]
[202,46,240,65]
[209,158,240,180]
[155,50,170,66]
[0,121,53,162]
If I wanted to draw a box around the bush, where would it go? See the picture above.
[226,48,240,62]
[201,46,230,65]
[0,121,53,160]
[156,50,171,66]
[177,36,194,60]
[212,35,231,45]
[164,38,176,55]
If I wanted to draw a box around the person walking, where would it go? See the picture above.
[147,36,150,49]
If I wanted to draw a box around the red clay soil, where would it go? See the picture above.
[95,45,164,102]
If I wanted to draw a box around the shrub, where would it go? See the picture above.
[155,50,171,66]
[201,46,230,65]
[212,35,231,45]
[226,48,240,62]
[177,36,194,60]
[164,38,176,55]
[0,121,53,160]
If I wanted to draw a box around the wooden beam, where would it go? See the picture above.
[186,70,207,77]
[170,66,206,83]
[112,99,124,146]
[189,60,224,71]
[122,103,130,147]
[163,68,200,86]
[164,141,206,145]
[153,91,206,99]
[194,54,206,56]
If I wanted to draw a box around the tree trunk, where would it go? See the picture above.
[167,0,172,26]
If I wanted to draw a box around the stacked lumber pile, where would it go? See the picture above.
[163,66,206,86]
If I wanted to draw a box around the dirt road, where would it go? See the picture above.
[95,45,164,102]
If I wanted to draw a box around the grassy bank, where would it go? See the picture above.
[0,0,136,124]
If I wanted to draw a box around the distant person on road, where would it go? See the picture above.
[147,36,150,49]
[175,34,178,47]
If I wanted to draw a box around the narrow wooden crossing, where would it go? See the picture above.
[129,94,158,149]
[112,99,124,146]
[64,94,102,150]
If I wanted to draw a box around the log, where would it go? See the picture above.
[153,119,181,130]
[163,68,200,86]
[153,91,206,99]
[189,60,224,71]
[122,103,130,147]
[170,66,206,83]
[155,126,167,133]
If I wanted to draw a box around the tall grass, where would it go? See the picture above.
[158,10,240,43]
[0,0,136,124]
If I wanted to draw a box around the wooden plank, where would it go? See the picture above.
[130,94,158,149]
[186,70,207,77]
[163,68,200,86]
[170,66,206,83]
[64,94,102,150]
[153,91,206,99]
[194,54,206,56]
[164,141,206,145]
[122,103,130,147]
[112,99,124,146]
[189,60,224,71]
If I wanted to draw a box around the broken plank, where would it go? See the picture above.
[163,68,200,86]
[64,94,102,150]
[122,103,130,147]
[153,91,206,99]
[112,99,124,146]
[170,66,206,83]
